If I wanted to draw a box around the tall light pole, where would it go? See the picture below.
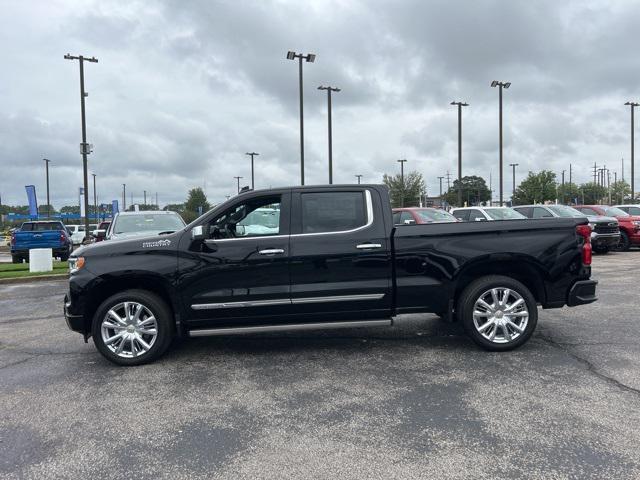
[143,190,147,206]
[91,173,97,221]
[438,176,444,198]
[561,169,565,204]
[509,163,518,204]
[355,174,362,184]
[625,102,638,201]
[43,158,51,218]
[122,184,126,211]
[451,101,469,207]
[245,152,259,190]
[491,80,511,206]
[318,85,341,184]
[286,51,316,185]
[234,176,243,194]
[397,159,407,207]
[65,53,98,240]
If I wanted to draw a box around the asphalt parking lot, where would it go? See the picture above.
[1,252,639,479]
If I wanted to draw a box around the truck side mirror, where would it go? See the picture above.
[191,225,205,241]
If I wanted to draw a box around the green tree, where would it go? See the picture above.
[578,182,607,205]
[556,182,580,205]
[183,187,211,223]
[163,203,186,214]
[443,175,491,207]
[512,170,557,205]
[60,205,80,214]
[382,171,426,208]
[610,180,631,204]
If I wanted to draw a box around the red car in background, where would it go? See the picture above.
[392,207,458,225]
[574,205,640,251]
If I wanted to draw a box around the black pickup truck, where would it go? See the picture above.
[64,185,597,365]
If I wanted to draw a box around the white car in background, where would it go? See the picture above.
[67,224,97,245]
[451,206,527,222]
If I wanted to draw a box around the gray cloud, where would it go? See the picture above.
[0,0,637,209]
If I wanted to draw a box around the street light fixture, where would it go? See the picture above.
[286,50,316,185]
[65,53,98,241]
[318,85,341,184]
[491,80,511,206]
[245,152,259,190]
[450,101,469,206]
[625,101,639,201]
[397,159,407,207]
[234,176,243,194]
[43,158,51,218]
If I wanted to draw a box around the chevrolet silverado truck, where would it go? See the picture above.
[11,220,72,263]
[64,185,597,365]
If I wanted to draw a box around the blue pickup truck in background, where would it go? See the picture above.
[10,221,72,263]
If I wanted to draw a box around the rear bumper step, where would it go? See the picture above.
[188,319,392,337]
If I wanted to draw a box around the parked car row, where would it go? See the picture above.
[392,203,640,253]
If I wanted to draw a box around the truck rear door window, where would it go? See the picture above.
[301,192,366,233]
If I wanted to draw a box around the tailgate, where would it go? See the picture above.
[14,231,61,249]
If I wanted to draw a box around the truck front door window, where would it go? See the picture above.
[210,195,281,239]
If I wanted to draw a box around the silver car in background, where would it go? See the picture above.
[107,211,186,241]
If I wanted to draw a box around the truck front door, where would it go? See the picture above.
[178,191,292,329]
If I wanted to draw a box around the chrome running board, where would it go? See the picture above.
[188,319,392,337]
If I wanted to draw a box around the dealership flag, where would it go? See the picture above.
[79,187,86,217]
[25,185,38,217]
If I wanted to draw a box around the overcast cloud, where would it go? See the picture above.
[0,0,638,207]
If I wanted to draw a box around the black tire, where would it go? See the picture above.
[457,275,538,352]
[11,254,22,264]
[615,231,630,252]
[593,246,609,254]
[92,289,174,366]
[59,253,69,261]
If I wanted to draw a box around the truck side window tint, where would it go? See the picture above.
[468,210,484,221]
[393,212,401,224]
[533,207,553,218]
[210,195,281,239]
[453,211,469,221]
[301,191,366,233]
[630,207,640,215]
[580,208,598,216]
[399,211,414,224]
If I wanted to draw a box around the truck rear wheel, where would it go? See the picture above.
[457,275,537,351]
[614,231,630,251]
[11,254,22,264]
[91,289,174,366]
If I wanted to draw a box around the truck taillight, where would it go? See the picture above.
[11,233,15,246]
[59,230,66,244]
[576,224,592,265]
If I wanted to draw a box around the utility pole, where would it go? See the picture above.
[445,171,452,191]
[569,163,572,186]
[91,173,97,222]
[625,102,638,201]
[561,170,565,204]
[397,159,407,207]
[355,174,362,184]
[450,101,469,207]
[64,53,98,241]
[245,152,259,190]
[143,190,147,206]
[234,176,243,194]
[286,51,316,185]
[437,176,444,197]
[593,163,598,185]
[608,170,612,205]
[318,85,340,184]
[122,184,126,211]
[509,163,519,204]
[43,158,51,218]
[491,81,511,206]
[155,192,158,208]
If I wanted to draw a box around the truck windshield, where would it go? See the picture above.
[604,207,629,217]
[547,205,585,218]
[484,208,526,220]
[114,214,185,234]
[415,209,457,222]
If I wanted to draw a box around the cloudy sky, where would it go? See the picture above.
[0,0,638,208]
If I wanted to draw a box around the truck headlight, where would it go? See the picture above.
[69,256,85,274]
[588,223,595,230]
[633,221,640,227]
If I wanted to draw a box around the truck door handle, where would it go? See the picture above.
[356,243,382,249]
[258,249,285,255]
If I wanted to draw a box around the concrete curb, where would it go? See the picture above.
[0,274,68,285]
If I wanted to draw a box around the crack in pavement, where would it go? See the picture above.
[536,335,640,397]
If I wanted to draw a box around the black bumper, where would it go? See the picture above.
[567,280,598,306]
[592,235,620,248]
[64,294,86,333]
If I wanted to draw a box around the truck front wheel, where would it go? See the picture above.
[457,275,537,351]
[91,289,174,366]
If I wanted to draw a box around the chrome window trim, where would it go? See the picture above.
[203,189,374,243]
[191,292,384,310]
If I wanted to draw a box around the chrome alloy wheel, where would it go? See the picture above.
[100,302,158,358]
[472,288,529,344]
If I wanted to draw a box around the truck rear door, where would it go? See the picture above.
[288,187,392,319]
